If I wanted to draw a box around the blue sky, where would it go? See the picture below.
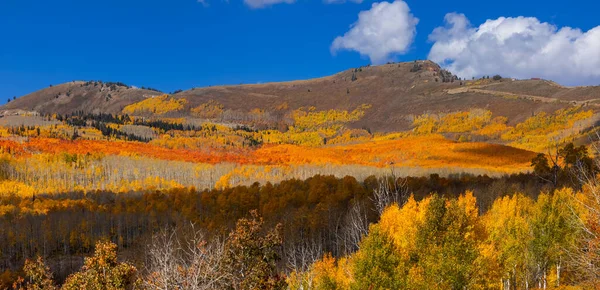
[1,0,599,102]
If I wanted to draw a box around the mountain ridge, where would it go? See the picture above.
[3,60,599,132]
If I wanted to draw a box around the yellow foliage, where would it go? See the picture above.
[372,131,411,141]
[258,130,286,144]
[297,254,353,290]
[2,153,188,195]
[327,129,372,145]
[413,109,493,135]
[438,109,492,133]
[483,194,534,278]
[291,104,370,132]
[215,174,231,190]
[149,122,259,150]
[501,107,593,151]
[215,165,290,189]
[77,127,105,140]
[0,180,36,197]
[277,104,372,146]
[378,196,430,258]
[190,100,224,119]
[412,114,438,135]
[123,95,187,115]
[311,254,347,289]
[412,107,593,152]
[476,117,510,138]
[457,191,479,226]
[283,131,325,147]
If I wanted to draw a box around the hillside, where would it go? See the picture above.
[4,61,600,133]
[3,64,600,290]
[0,81,163,116]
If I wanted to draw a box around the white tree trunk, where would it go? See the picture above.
[557,257,561,287]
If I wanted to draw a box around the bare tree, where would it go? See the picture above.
[569,132,600,285]
[340,200,370,254]
[285,239,322,290]
[285,237,324,275]
[546,142,562,187]
[144,224,228,290]
[371,167,409,216]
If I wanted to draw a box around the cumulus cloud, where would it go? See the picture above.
[428,13,600,86]
[331,1,419,64]
[244,0,295,9]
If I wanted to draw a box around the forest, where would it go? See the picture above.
[0,101,598,289]
[0,145,598,289]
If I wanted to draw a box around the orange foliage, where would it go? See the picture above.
[2,137,251,165]
[252,135,535,173]
[1,134,535,174]
[0,139,28,155]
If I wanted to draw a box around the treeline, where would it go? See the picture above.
[80,80,162,93]
[90,121,150,142]
[132,118,196,132]
[58,112,199,142]
[60,112,131,125]
[61,111,197,131]
[0,172,553,287]
[82,80,130,90]
[8,185,600,289]
[6,126,41,137]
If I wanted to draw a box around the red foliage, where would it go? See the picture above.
[5,138,252,164]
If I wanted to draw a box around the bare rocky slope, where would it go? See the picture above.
[0,81,163,116]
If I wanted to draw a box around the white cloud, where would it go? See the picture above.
[244,0,295,9]
[428,13,600,86]
[331,1,419,64]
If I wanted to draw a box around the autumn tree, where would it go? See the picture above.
[350,193,487,289]
[221,210,286,290]
[531,153,554,184]
[529,189,580,288]
[288,253,352,290]
[305,254,339,290]
[531,142,595,187]
[408,193,483,289]
[13,256,56,290]
[61,241,140,290]
[484,194,534,289]
[559,142,594,175]
[351,226,404,289]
